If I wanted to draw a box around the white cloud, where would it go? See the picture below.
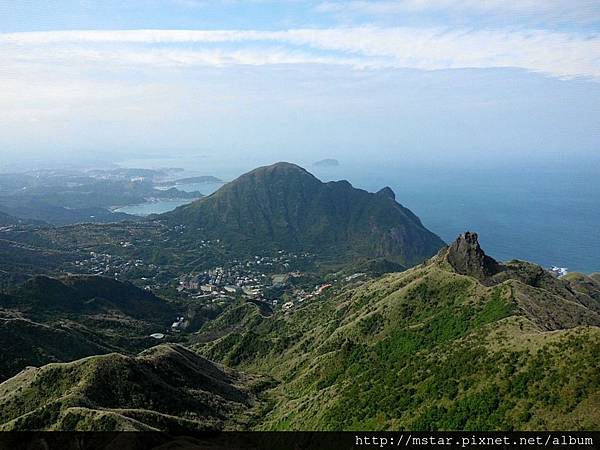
[1,28,599,79]
[281,27,600,79]
[316,0,600,25]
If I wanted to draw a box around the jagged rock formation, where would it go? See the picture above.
[445,231,500,280]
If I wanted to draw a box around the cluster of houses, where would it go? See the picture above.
[177,265,265,301]
[175,259,337,312]
[170,316,185,332]
[73,251,159,282]
[175,252,310,302]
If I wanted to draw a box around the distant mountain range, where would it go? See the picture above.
[161,162,444,267]
[157,175,224,186]
[0,201,135,226]
[0,169,200,226]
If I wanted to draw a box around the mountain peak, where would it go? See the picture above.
[446,231,500,279]
[376,186,396,200]
[250,161,312,175]
[271,161,302,168]
[162,162,444,266]
[236,162,319,186]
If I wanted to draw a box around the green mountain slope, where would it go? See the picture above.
[4,274,175,320]
[0,344,268,431]
[0,239,76,285]
[0,317,118,382]
[2,232,598,432]
[0,275,177,381]
[161,162,444,267]
[196,232,600,431]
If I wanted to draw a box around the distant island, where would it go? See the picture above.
[313,158,339,167]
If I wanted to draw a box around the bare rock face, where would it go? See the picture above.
[446,232,500,280]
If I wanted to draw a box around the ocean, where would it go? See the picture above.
[314,162,600,275]
[118,158,600,274]
[113,181,225,216]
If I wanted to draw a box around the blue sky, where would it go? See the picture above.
[1,0,599,169]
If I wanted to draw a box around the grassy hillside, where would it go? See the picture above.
[0,275,178,381]
[2,232,598,432]
[0,239,76,285]
[0,317,121,382]
[7,275,175,319]
[0,344,269,431]
[196,234,600,431]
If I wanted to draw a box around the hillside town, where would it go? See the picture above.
[174,250,333,309]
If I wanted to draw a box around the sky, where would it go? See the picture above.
[0,0,599,170]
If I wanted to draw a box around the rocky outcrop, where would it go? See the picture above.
[376,187,396,201]
[446,232,500,280]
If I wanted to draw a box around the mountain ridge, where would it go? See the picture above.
[1,232,599,430]
[0,274,177,382]
[161,162,445,267]
[195,232,600,430]
[0,344,268,431]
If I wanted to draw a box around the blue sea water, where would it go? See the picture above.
[114,199,194,216]
[114,181,224,216]
[312,162,600,274]
[119,158,600,274]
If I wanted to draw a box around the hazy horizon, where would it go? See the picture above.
[1,1,599,171]
[1,1,599,273]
